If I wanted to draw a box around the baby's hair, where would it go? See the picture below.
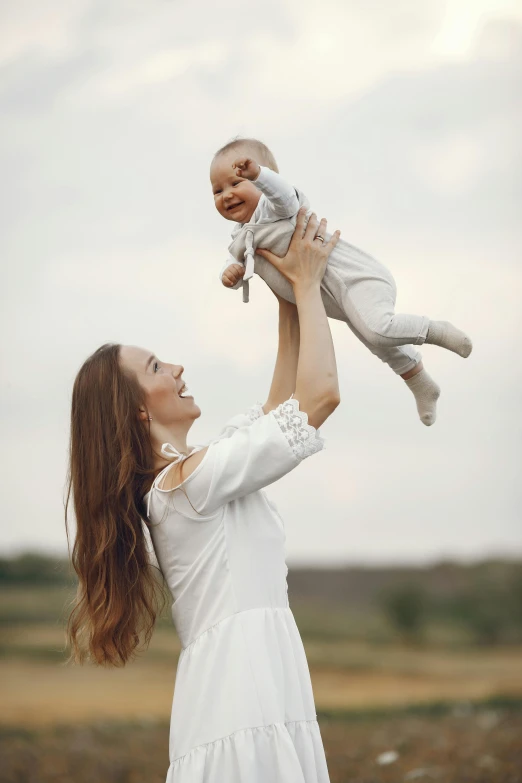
[213,137,279,173]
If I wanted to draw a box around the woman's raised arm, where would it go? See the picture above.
[262,297,300,415]
[257,209,341,429]
[162,211,340,492]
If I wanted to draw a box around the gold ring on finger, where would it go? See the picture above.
[314,235,325,242]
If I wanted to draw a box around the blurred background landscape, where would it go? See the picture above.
[1,0,521,780]
[1,552,521,781]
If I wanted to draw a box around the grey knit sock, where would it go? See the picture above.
[404,368,441,426]
[425,320,472,358]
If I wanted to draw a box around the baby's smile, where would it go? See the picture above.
[210,150,262,223]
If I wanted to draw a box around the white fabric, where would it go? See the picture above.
[218,166,300,297]
[219,166,428,375]
[144,398,330,782]
[220,167,299,304]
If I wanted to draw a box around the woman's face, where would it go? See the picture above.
[119,345,201,427]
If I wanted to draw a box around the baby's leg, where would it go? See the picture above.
[402,363,441,426]
[345,320,441,426]
[345,315,420,374]
[345,280,429,346]
[339,273,471,358]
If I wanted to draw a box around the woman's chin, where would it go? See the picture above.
[190,400,202,417]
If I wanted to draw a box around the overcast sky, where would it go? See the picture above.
[1,0,521,565]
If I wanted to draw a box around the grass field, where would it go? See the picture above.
[1,701,521,783]
[1,583,522,781]
[2,624,522,724]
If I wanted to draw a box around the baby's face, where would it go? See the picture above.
[210,150,262,224]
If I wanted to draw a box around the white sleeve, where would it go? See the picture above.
[219,256,243,290]
[213,402,265,440]
[253,166,300,219]
[181,397,324,516]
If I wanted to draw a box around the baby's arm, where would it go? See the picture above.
[219,258,245,290]
[233,157,300,220]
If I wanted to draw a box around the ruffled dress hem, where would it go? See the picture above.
[167,718,329,783]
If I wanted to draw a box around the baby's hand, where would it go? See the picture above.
[232,157,261,181]
[222,263,245,287]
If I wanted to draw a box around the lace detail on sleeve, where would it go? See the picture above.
[271,397,325,460]
[247,402,265,423]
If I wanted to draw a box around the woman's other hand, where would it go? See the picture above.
[256,208,340,292]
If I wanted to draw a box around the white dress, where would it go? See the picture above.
[144,397,331,783]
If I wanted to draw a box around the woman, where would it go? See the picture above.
[66,209,341,782]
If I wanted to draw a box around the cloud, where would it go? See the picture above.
[1,0,521,562]
[413,132,487,196]
[0,0,89,64]
[430,0,522,60]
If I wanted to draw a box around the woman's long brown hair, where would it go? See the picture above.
[65,343,166,667]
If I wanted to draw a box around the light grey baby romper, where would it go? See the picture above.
[219,166,430,376]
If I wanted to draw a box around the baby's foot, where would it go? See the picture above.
[404,368,441,426]
[425,320,472,358]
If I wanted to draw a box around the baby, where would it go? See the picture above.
[210,137,472,426]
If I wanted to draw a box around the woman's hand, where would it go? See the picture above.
[257,208,340,292]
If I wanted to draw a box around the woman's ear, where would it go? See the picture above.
[138,407,152,422]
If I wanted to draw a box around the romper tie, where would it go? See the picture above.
[242,228,255,304]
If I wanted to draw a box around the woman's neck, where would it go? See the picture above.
[150,425,191,472]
